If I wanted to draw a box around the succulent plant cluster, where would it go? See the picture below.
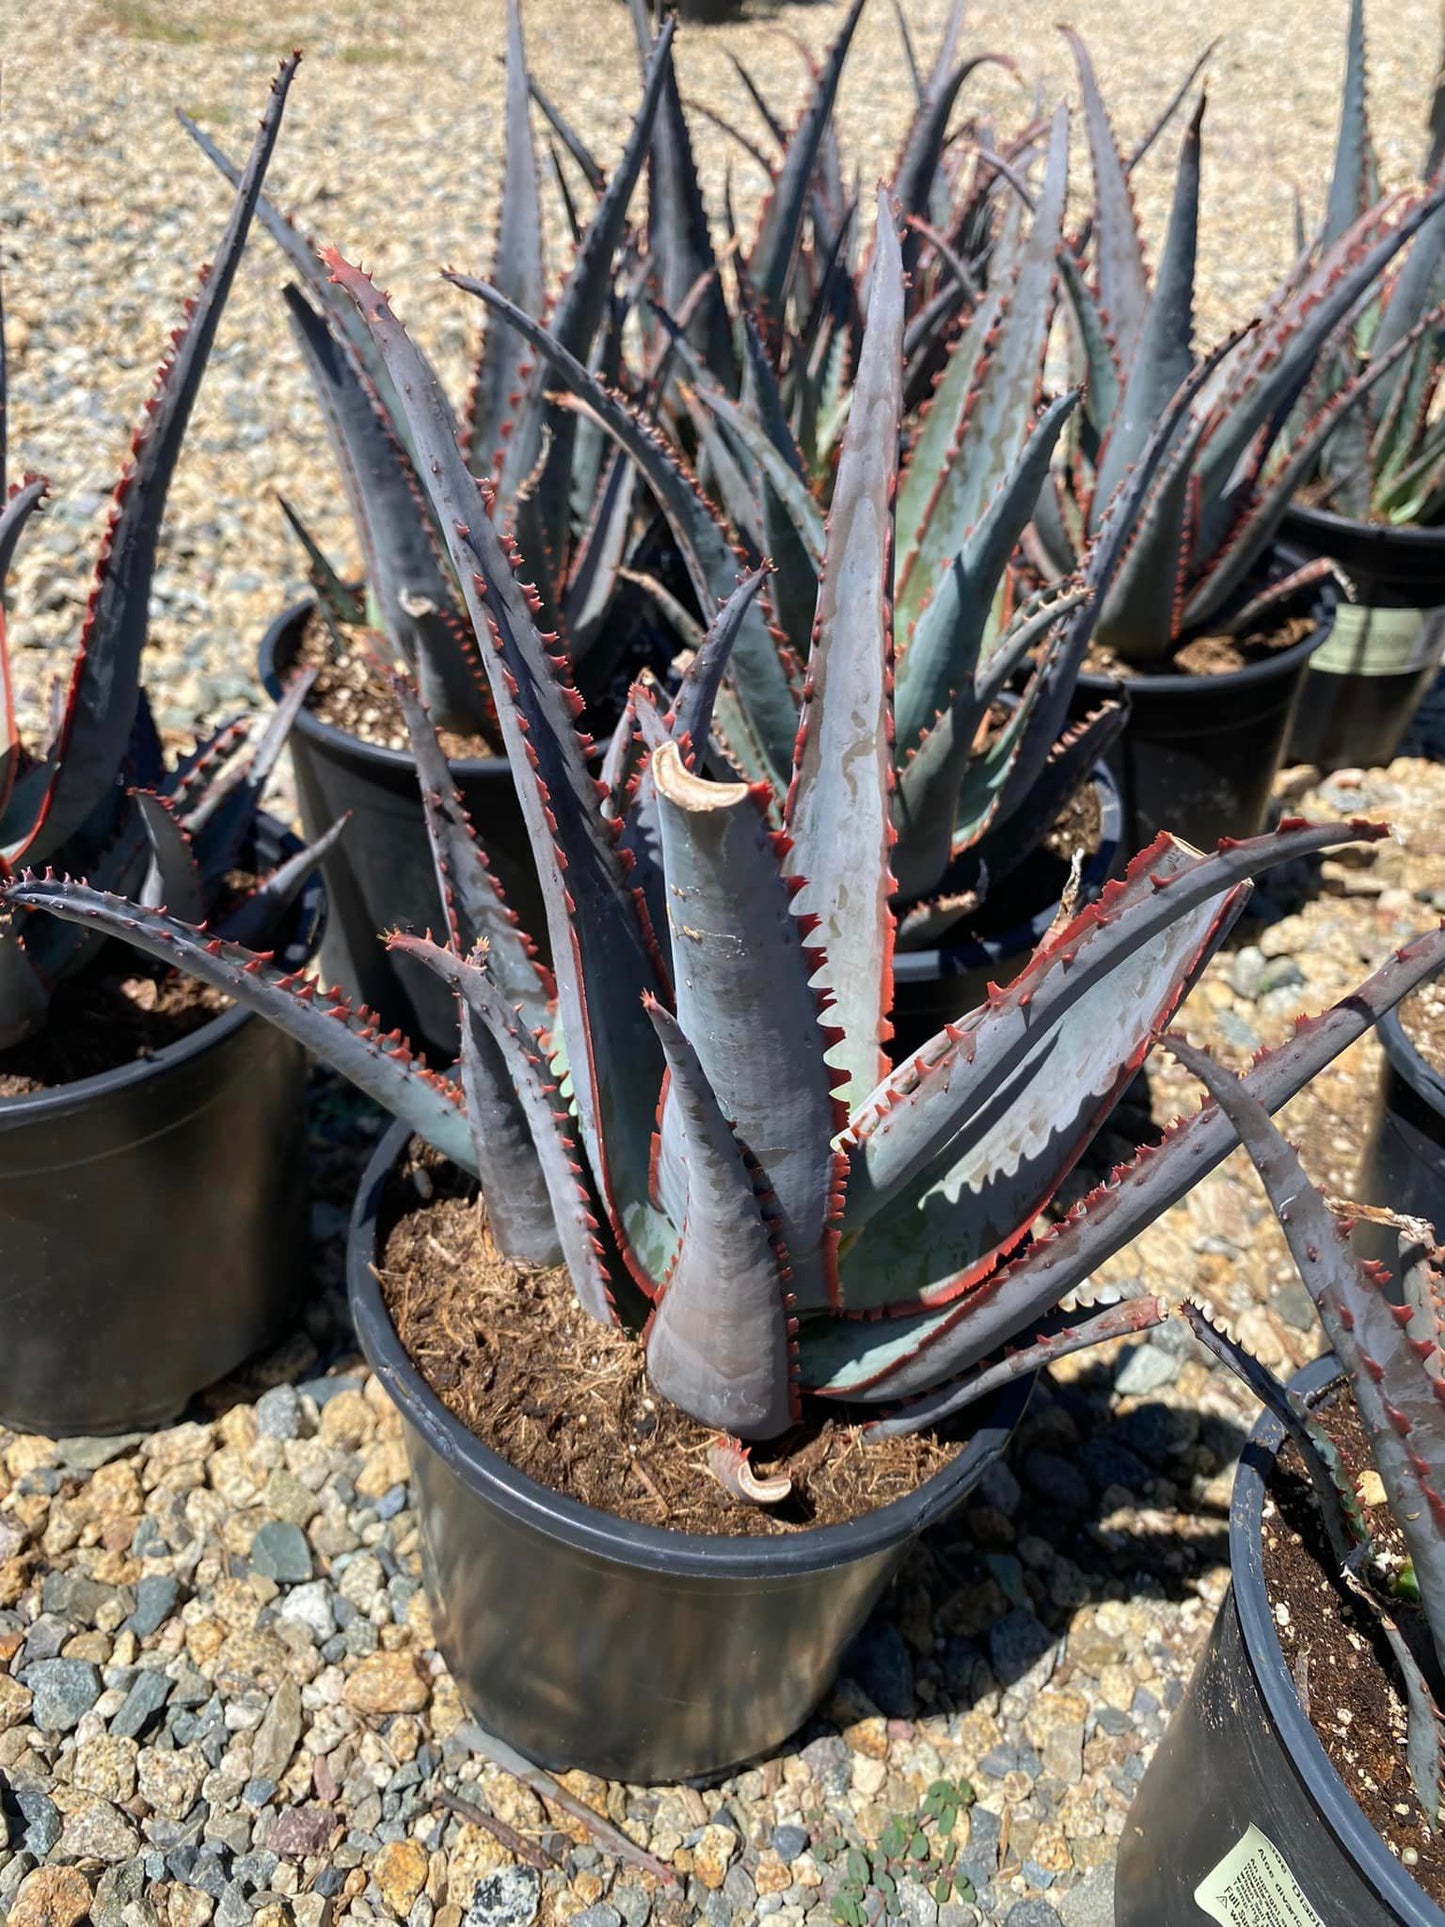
[1165,1036,1445,1823]
[1281,0,1445,527]
[0,59,338,1052]
[1040,29,1445,664]
[11,233,1445,1495]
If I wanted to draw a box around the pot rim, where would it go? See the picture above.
[349,1116,1030,1579]
[1076,610,1327,700]
[894,763,1122,981]
[0,812,325,1126]
[1232,1353,1445,1926]
[1376,1004,1445,1118]
[1284,500,1445,559]
[1078,541,1335,698]
[260,598,511,780]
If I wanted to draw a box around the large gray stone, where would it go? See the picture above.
[21,1658,102,1732]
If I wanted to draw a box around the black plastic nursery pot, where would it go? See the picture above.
[889,764,1123,1062]
[1284,503,1445,773]
[1072,570,1333,851]
[1355,1005,1445,1277]
[0,818,325,1438]
[259,600,546,1063]
[1115,1354,1445,1926]
[350,1118,1030,1783]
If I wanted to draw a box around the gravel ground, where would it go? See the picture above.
[2,2,1445,1923]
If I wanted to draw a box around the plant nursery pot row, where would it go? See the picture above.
[1284,503,1445,774]
[1116,1355,1445,1927]
[349,1117,1030,1784]
[0,819,327,1440]
[1071,547,1335,850]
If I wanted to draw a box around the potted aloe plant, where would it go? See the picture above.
[0,59,338,1438]
[198,0,1153,1051]
[188,1,684,1055]
[477,4,1231,1047]
[1117,1038,1445,1926]
[1051,30,1445,847]
[1282,0,1445,773]
[14,222,1445,1781]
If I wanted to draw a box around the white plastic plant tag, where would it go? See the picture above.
[1194,1823,1327,1926]
[1312,602,1445,678]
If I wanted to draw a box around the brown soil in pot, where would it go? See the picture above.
[1082,612,1315,680]
[295,613,499,760]
[1261,1384,1445,1905]
[0,953,231,1095]
[375,1144,975,1539]
[1399,981,1445,1082]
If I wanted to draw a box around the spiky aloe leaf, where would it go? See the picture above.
[327,255,674,1291]
[283,286,487,734]
[522,18,676,563]
[1324,0,1374,248]
[807,920,1445,1399]
[895,109,1067,630]
[564,449,637,660]
[388,668,552,1038]
[6,59,296,867]
[0,875,474,1165]
[834,846,1247,1313]
[1057,244,1122,446]
[867,1294,1167,1439]
[627,0,732,388]
[1179,1297,1365,1570]
[895,48,1013,273]
[0,476,45,608]
[218,814,348,949]
[1184,305,1444,631]
[642,998,797,1440]
[1193,185,1445,549]
[659,322,824,563]
[276,495,366,627]
[530,76,606,195]
[388,934,623,1306]
[1062,27,1148,366]
[895,391,1079,755]
[179,665,316,886]
[651,741,844,1313]
[842,818,1386,1237]
[665,567,769,763]
[1092,95,1203,514]
[135,791,203,923]
[1172,1034,1445,1665]
[176,105,412,444]
[448,272,801,787]
[749,0,865,332]
[783,188,905,1112]
[465,0,546,501]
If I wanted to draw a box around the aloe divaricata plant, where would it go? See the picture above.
[0,59,338,1052]
[184,0,685,729]
[463,150,1142,945]
[1166,1033,1445,1823]
[11,230,1445,1493]
[1283,0,1445,527]
[1040,29,1445,663]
